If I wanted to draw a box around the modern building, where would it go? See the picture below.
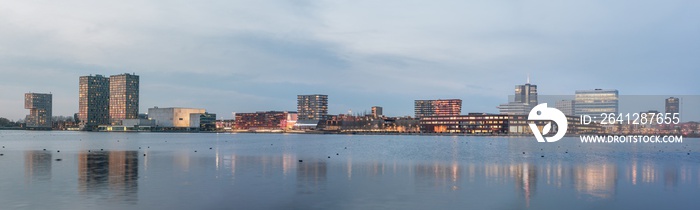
[109,73,139,125]
[414,99,462,118]
[499,81,538,115]
[24,93,52,129]
[79,75,110,130]
[574,89,619,117]
[665,97,680,114]
[297,94,328,120]
[371,106,383,118]
[147,107,206,129]
[555,100,575,116]
[419,113,601,134]
[234,111,297,131]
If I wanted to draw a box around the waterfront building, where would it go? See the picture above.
[147,107,206,129]
[24,93,52,129]
[234,111,297,131]
[297,94,328,120]
[79,75,110,130]
[414,99,462,118]
[574,89,619,116]
[498,81,538,115]
[419,113,601,134]
[109,73,139,125]
[555,100,575,116]
[371,106,383,118]
[665,97,679,114]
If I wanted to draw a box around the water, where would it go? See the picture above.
[0,131,698,209]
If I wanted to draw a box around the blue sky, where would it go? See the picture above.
[1,0,699,120]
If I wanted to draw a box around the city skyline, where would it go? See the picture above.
[1,1,700,120]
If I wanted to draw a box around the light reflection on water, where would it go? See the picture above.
[1,131,699,209]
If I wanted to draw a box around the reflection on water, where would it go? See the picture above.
[574,163,616,198]
[1,133,699,209]
[24,150,52,183]
[78,151,138,203]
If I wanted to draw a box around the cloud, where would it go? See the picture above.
[0,0,699,120]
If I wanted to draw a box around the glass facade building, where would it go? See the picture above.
[499,83,538,115]
[574,89,619,117]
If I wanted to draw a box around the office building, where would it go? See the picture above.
[414,99,462,118]
[297,94,328,120]
[499,81,538,115]
[147,107,206,128]
[574,89,619,116]
[419,113,601,134]
[109,73,139,125]
[555,100,575,116]
[24,93,52,129]
[235,111,297,131]
[665,97,679,114]
[79,75,110,130]
[371,106,383,118]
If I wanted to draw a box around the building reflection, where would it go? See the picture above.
[414,161,462,191]
[511,163,537,207]
[573,163,617,198]
[297,161,327,194]
[24,150,52,183]
[78,151,138,202]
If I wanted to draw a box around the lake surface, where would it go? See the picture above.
[0,131,698,209]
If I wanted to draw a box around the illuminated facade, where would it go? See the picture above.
[297,94,328,120]
[24,93,52,129]
[234,111,297,131]
[414,99,462,118]
[109,73,139,125]
[420,114,601,134]
[574,89,619,116]
[79,75,110,130]
[665,97,679,114]
[371,106,383,118]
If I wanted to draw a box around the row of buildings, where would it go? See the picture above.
[22,74,694,135]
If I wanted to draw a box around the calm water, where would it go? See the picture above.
[0,131,698,209]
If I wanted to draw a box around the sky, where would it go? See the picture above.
[0,0,699,121]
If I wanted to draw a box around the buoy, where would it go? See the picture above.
[344,147,347,149]
[298,160,303,163]
[209,147,212,150]
[143,154,146,156]
[688,153,691,155]
[328,156,330,158]
[195,150,197,152]
[57,150,60,153]
[336,153,339,155]
[43,149,46,151]
[522,152,525,154]
[565,151,568,153]
[148,146,150,148]
[55,159,62,161]
[541,155,544,157]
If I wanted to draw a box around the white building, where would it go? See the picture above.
[147,107,206,128]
